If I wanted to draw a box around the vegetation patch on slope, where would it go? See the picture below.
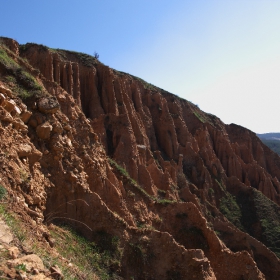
[215,179,244,230]
[108,157,152,201]
[191,105,221,128]
[219,192,244,231]
[253,189,280,257]
[57,49,98,67]
[0,198,123,279]
[260,139,280,155]
[236,188,280,258]
[108,158,176,206]
[0,45,43,99]
[50,225,123,279]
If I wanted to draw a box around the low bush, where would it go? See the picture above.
[219,193,243,230]
[0,45,43,99]
[0,185,7,200]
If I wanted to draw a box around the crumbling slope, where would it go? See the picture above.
[0,36,280,279]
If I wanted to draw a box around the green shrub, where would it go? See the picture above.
[219,193,243,230]
[156,199,175,205]
[193,111,206,123]
[15,263,27,272]
[0,48,18,70]
[208,188,215,196]
[0,185,7,200]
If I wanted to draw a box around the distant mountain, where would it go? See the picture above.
[257,133,280,155]
[257,133,280,140]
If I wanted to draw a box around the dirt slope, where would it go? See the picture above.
[1,36,280,279]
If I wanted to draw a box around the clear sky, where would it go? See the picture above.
[1,0,280,133]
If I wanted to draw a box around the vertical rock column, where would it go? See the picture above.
[79,66,104,119]
[72,62,81,107]
[66,62,73,97]
[53,53,61,84]
[59,62,73,96]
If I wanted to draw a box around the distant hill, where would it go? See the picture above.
[257,133,280,155]
[257,133,280,140]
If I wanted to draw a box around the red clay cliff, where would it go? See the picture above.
[0,37,280,279]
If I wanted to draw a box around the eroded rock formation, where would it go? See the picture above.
[0,37,280,279]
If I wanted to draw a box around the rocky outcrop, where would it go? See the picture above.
[1,37,280,279]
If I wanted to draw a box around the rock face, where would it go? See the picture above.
[1,37,280,279]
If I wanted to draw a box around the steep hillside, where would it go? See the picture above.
[1,36,280,279]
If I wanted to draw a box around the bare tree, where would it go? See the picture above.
[94,51,99,59]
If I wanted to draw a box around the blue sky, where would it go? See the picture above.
[1,0,280,133]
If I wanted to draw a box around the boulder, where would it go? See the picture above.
[3,99,17,113]
[7,254,45,271]
[13,119,28,131]
[0,93,5,105]
[52,122,63,134]
[0,85,12,97]
[0,218,14,244]
[11,105,21,116]
[36,122,52,139]
[50,265,64,279]
[28,150,43,165]
[37,97,60,114]
[20,110,32,123]
[17,144,32,157]
[0,107,13,122]
[8,246,20,259]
